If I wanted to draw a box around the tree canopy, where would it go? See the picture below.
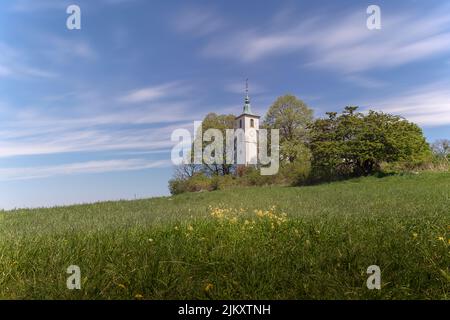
[309,106,431,180]
[263,95,313,162]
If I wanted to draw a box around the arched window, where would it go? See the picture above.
[250,119,254,128]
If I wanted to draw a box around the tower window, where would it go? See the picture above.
[240,119,242,128]
[250,119,254,128]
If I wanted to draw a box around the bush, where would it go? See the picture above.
[215,175,238,190]
[168,178,187,195]
[169,173,214,195]
[380,154,449,174]
[242,167,277,186]
[280,159,311,186]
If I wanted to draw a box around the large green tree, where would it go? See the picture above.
[198,112,236,176]
[263,95,313,163]
[309,106,431,180]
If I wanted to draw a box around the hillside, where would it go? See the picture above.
[0,172,449,299]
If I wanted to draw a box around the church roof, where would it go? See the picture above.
[235,79,260,119]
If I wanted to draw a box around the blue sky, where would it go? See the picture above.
[1,0,450,209]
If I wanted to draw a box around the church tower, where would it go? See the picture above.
[234,80,260,165]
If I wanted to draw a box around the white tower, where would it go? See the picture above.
[234,80,260,165]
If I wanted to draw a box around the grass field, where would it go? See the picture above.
[0,172,449,299]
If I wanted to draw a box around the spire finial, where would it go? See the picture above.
[243,78,252,114]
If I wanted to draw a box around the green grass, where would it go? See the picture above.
[0,172,449,299]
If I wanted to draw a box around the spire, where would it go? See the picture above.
[243,78,253,114]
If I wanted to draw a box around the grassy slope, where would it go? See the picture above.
[0,172,449,299]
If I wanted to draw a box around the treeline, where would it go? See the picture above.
[169,95,449,195]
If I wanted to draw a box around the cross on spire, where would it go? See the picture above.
[243,78,252,114]
[246,78,249,97]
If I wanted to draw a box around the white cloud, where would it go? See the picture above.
[0,42,58,79]
[0,158,171,181]
[0,81,211,159]
[0,116,197,158]
[200,6,450,74]
[9,0,70,12]
[119,82,183,103]
[363,82,450,127]
[173,7,224,37]
[40,36,97,62]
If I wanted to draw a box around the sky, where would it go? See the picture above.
[1,0,450,210]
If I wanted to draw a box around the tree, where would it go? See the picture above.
[264,95,313,162]
[432,139,450,160]
[196,112,236,176]
[173,162,202,180]
[309,106,431,180]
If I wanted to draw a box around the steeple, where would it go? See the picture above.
[243,78,253,115]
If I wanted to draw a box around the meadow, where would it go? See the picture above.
[0,172,449,299]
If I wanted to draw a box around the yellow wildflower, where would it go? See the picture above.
[412,233,418,238]
[134,293,144,300]
[204,283,214,292]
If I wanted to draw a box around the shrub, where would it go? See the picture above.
[215,175,238,190]
[168,178,187,195]
[185,173,213,192]
[169,173,214,195]
[280,159,311,186]
[242,167,276,186]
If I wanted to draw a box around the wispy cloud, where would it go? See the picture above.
[9,0,137,12]
[0,80,210,159]
[198,6,450,74]
[9,0,70,12]
[363,82,450,127]
[0,158,171,181]
[0,104,201,158]
[172,7,225,37]
[39,36,97,62]
[118,82,185,103]
[0,42,58,79]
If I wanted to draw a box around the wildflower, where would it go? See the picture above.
[204,283,214,293]
[412,233,418,238]
[174,226,179,230]
[134,293,144,300]
[187,225,194,232]
[117,283,126,290]
[438,236,445,242]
